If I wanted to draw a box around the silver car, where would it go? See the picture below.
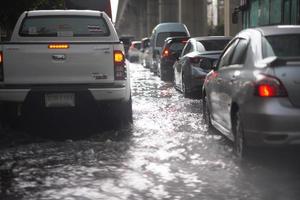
[202,25,300,158]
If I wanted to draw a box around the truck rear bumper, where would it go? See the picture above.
[0,84,130,102]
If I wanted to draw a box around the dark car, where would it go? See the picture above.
[119,35,134,58]
[158,36,190,81]
[140,37,151,68]
[202,25,300,158]
[173,36,231,97]
[149,23,190,74]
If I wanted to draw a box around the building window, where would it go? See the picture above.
[283,0,291,24]
[250,0,259,27]
[270,0,282,24]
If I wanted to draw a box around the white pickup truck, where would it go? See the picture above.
[0,10,132,127]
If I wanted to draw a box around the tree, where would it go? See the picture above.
[0,0,64,34]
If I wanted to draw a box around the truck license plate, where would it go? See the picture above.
[45,93,75,107]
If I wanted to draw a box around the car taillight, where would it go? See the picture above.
[0,51,3,81]
[189,57,201,64]
[255,74,287,97]
[162,47,170,58]
[114,50,126,80]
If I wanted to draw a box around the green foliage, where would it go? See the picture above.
[0,0,64,32]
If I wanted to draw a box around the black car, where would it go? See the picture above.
[158,36,190,81]
[173,36,231,97]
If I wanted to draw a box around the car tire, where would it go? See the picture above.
[119,96,133,124]
[182,74,190,98]
[160,71,167,81]
[233,112,250,159]
[202,95,212,128]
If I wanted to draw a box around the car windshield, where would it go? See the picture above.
[19,16,110,37]
[156,32,187,47]
[197,39,231,51]
[262,34,300,58]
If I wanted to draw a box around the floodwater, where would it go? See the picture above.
[0,63,300,200]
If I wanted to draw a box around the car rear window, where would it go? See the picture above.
[197,39,231,51]
[156,32,187,47]
[19,16,110,37]
[169,42,186,51]
[134,43,141,49]
[262,34,300,58]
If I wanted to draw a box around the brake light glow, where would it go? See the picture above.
[0,52,2,64]
[114,50,126,80]
[0,51,3,81]
[162,48,170,58]
[255,74,287,97]
[48,44,69,49]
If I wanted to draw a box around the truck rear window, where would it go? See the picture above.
[19,16,110,37]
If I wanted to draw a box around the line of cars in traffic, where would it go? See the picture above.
[129,23,300,159]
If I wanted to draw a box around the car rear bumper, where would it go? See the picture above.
[242,98,300,146]
[0,83,130,102]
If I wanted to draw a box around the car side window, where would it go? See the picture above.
[218,39,239,69]
[230,38,249,65]
[181,42,192,57]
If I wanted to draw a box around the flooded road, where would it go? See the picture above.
[1,63,300,200]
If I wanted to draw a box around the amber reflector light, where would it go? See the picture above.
[48,44,69,49]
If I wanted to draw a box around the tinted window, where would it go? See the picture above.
[169,42,185,51]
[20,16,110,37]
[200,58,217,70]
[218,39,239,68]
[230,39,248,65]
[262,34,300,58]
[134,43,141,49]
[181,42,192,56]
[197,39,231,51]
[156,32,187,47]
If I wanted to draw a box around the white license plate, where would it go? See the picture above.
[45,93,75,107]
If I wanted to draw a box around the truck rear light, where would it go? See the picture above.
[0,51,3,81]
[114,50,126,80]
[48,44,69,49]
[255,74,287,97]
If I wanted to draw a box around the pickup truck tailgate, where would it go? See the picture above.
[3,43,114,84]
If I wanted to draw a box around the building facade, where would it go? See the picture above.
[240,0,300,28]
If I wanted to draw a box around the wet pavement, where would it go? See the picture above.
[0,62,300,200]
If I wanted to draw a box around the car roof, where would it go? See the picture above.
[254,25,300,36]
[131,41,141,44]
[192,36,232,41]
[165,36,190,42]
[27,10,104,17]
[153,23,188,33]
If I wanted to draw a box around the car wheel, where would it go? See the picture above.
[121,96,133,124]
[202,95,212,128]
[160,70,167,81]
[182,74,190,98]
[233,112,250,159]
